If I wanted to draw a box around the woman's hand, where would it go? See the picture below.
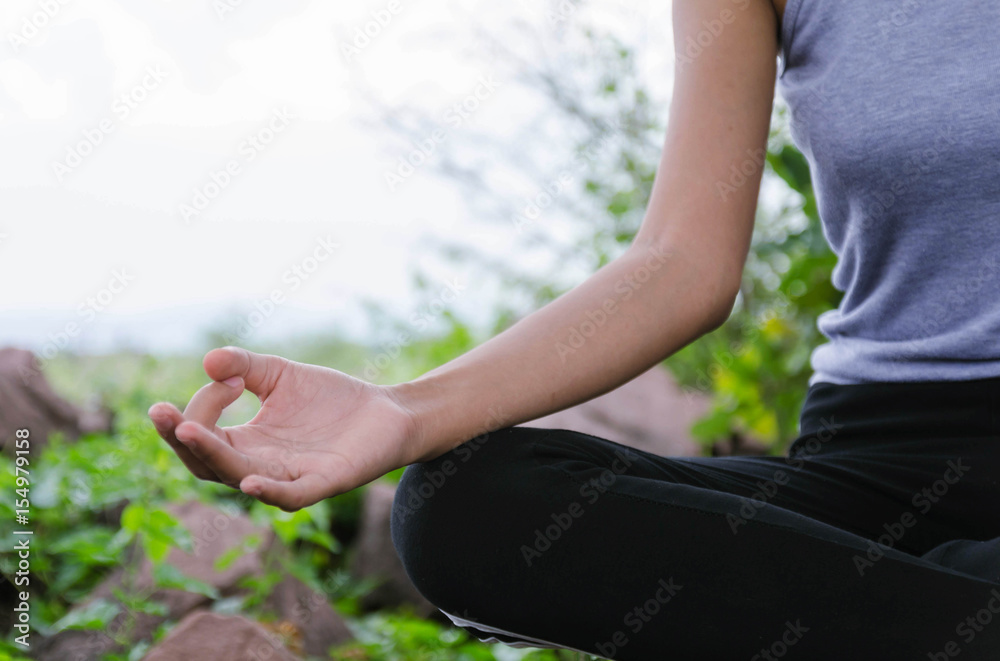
[147,347,423,511]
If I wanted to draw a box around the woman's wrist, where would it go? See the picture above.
[382,379,438,463]
[384,374,514,464]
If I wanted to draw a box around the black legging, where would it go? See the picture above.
[391,376,1000,660]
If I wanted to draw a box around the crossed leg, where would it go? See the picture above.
[391,426,1000,660]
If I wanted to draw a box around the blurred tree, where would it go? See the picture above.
[369,1,842,452]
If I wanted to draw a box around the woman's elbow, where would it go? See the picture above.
[704,281,740,332]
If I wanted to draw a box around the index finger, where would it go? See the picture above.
[202,347,288,401]
[183,376,244,432]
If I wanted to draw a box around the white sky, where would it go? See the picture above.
[0,0,672,354]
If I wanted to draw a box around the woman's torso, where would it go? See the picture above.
[775,0,1000,385]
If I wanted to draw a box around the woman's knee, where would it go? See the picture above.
[389,425,548,609]
[392,425,534,520]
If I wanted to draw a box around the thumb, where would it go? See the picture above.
[240,473,330,512]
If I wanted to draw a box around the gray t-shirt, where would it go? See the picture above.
[777,0,1000,385]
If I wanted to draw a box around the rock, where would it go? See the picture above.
[0,347,112,455]
[36,500,275,660]
[259,575,354,658]
[350,482,437,617]
[521,366,708,457]
[142,611,298,661]
[33,630,118,661]
[155,500,276,590]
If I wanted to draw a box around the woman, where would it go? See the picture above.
[148,0,1000,658]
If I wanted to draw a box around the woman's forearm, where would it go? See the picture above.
[389,235,738,461]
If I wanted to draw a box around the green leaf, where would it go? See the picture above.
[213,545,244,572]
[128,641,152,661]
[133,599,170,617]
[120,503,145,533]
[151,563,220,600]
[49,599,120,633]
[141,535,171,564]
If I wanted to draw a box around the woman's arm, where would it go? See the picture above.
[148,0,781,511]
[394,0,781,459]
